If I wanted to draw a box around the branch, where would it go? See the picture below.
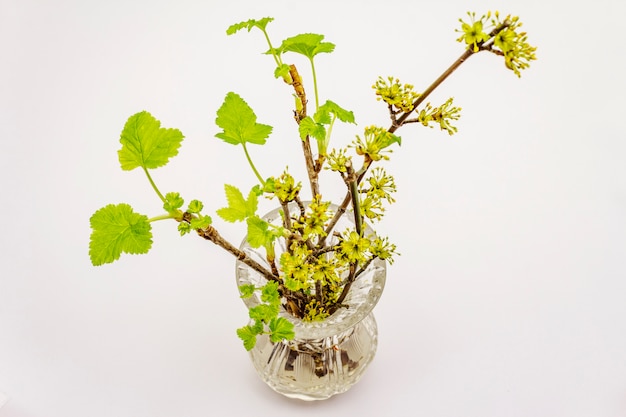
[345,161,363,236]
[195,224,279,282]
[287,64,321,198]
[389,21,511,134]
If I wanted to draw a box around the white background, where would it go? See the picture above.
[1,0,625,416]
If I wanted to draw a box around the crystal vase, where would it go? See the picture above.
[235,202,386,400]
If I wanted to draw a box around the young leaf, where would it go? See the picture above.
[274,63,291,80]
[298,116,326,142]
[187,199,203,214]
[260,281,280,305]
[163,192,184,213]
[118,111,184,171]
[89,203,153,266]
[239,284,256,299]
[226,17,274,35]
[215,92,273,146]
[314,100,356,124]
[189,215,212,230]
[249,303,280,323]
[236,325,260,351]
[246,216,276,249]
[279,33,335,59]
[216,184,258,222]
[178,222,192,236]
[250,319,264,334]
[269,317,295,343]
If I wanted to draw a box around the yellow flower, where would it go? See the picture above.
[457,13,490,52]
[339,231,371,263]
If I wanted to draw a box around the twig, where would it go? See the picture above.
[389,22,511,133]
[195,224,278,282]
[345,161,363,236]
[288,64,320,197]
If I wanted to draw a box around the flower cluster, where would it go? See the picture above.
[491,13,537,77]
[292,198,331,240]
[457,11,537,77]
[326,148,351,173]
[373,76,421,113]
[264,169,301,202]
[359,167,396,221]
[352,126,401,161]
[414,97,462,135]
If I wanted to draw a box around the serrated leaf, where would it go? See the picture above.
[236,325,260,351]
[249,303,280,323]
[269,317,295,342]
[298,116,326,142]
[383,132,402,148]
[239,284,256,299]
[260,281,280,305]
[118,111,184,171]
[284,276,303,291]
[246,216,275,249]
[215,92,273,146]
[216,184,258,222]
[163,192,184,213]
[251,184,263,197]
[187,199,203,214]
[250,319,264,334]
[190,215,212,230]
[279,33,335,59]
[227,17,274,35]
[274,63,291,80]
[178,222,191,236]
[89,203,153,266]
[314,100,356,124]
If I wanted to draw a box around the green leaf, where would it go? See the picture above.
[178,222,191,236]
[246,216,275,249]
[118,111,184,171]
[314,100,356,124]
[269,317,295,343]
[382,131,402,148]
[216,184,258,223]
[279,33,335,59]
[239,284,256,299]
[236,325,260,351]
[187,200,203,214]
[260,281,280,305]
[89,203,153,266]
[163,192,184,213]
[284,276,303,291]
[250,319,264,334]
[215,92,273,146]
[227,17,274,35]
[298,116,326,142]
[274,63,291,80]
[189,215,212,230]
[251,184,263,197]
[249,303,280,323]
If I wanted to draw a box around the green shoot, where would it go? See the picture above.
[226,17,292,83]
[278,33,335,110]
[236,280,294,350]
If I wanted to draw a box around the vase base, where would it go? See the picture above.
[250,312,378,401]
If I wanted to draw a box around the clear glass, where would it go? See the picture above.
[235,202,386,400]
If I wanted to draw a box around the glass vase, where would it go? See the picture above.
[235,202,386,400]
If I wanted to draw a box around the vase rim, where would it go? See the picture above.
[235,200,386,339]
